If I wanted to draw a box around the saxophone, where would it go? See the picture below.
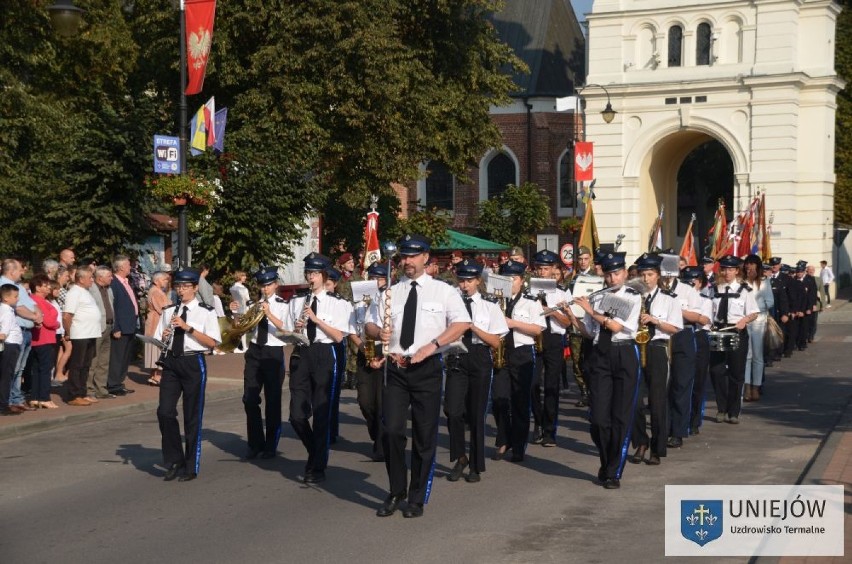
[493,289,506,369]
[534,290,546,353]
[635,297,651,368]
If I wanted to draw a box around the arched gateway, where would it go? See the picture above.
[584,0,844,263]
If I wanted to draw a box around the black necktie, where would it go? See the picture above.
[307,296,318,344]
[717,286,730,325]
[598,317,612,353]
[505,293,522,318]
[256,307,268,346]
[540,294,552,332]
[400,281,418,350]
[462,296,473,346]
[172,305,188,355]
[645,292,657,340]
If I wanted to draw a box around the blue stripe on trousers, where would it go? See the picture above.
[616,345,642,480]
[194,355,208,474]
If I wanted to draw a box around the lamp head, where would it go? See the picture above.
[601,102,616,124]
[48,0,85,37]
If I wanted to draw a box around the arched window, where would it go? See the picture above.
[487,153,516,199]
[423,161,453,210]
[558,149,576,210]
[668,25,683,67]
[696,22,712,66]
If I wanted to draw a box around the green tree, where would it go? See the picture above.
[475,182,552,247]
[389,207,452,248]
[835,0,852,225]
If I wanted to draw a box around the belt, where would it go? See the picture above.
[649,340,669,347]
[168,350,206,357]
[389,353,412,368]
[609,340,636,347]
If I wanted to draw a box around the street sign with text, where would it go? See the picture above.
[153,135,180,174]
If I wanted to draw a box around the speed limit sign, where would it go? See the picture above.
[560,243,574,268]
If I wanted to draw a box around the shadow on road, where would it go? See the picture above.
[115,443,163,477]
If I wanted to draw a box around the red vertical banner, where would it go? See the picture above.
[185,0,217,96]
[574,141,594,182]
[362,211,381,272]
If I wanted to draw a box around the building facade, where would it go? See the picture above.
[584,0,844,263]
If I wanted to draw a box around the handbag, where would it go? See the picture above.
[764,315,784,355]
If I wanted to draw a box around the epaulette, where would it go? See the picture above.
[660,288,676,298]
[327,291,345,300]
[698,293,711,300]
[274,296,286,303]
[624,287,640,295]
[557,283,568,292]
[740,283,753,292]
[522,293,537,301]
[198,303,215,311]
[482,293,498,303]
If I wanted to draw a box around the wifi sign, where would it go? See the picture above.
[153,134,181,174]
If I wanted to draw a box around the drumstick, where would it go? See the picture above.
[717,325,738,332]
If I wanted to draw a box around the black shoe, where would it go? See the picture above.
[402,503,424,518]
[370,450,385,462]
[689,426,700,436]
[376,493,405,517]
[178,472,197,482]
[531,428,543,445]
[667,437,683,448]
[597,468,607,484]
[510,454,524,463]
[244,448,262,460]
[163,463,184,482]
[541,437,556,448]
[629,445,647,464]
[465,471,481,483]
[446,459,468,482]
[259,451,276,459]
[110,388,127,396]
[603,478,621,490]
[491,447,507,461]
[646,454,661,466]
[303,471,326,484]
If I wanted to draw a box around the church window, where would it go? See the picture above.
[668,25,683,67]
[487,153,516,199]
[423,161,454,210]
[696,22,712,66]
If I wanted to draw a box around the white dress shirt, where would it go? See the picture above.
[463,292,509,345]
[506,293,546,347]
[368,274,470,355]
[286,291,354,344]
[583,286,642,344]
[712,282,760,325]
[250,296,290,347]
[669,279,703,317]
[0,303,23,345]
[154,298,222,352]
[645,288,683,342]
[538,286,572,335]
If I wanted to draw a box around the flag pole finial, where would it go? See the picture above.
[369,194,378,212]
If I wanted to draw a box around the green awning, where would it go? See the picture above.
[434,230,511,251]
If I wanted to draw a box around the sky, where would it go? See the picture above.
[571,0,594,22]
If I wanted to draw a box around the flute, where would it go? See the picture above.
[540,285,620,316]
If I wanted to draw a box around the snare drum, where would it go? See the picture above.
[708,331,740,352]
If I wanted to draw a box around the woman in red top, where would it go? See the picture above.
[29,273,61,408]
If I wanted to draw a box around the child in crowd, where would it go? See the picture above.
[0,284,24,415]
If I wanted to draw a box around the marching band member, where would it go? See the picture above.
[530,250,572,447]
[154,268,221,482]
[679,267,714,435]
[709,255,758,425]
[444,259,508,483]
[325,267,347,445]
[630,254,682,466]
[660,255,706,449]
[286,253,354,484]
[567,246,595,407]
[565,252,641,489]
[365,234,470,518]
[242,266,288,460]
[490,260,545,463]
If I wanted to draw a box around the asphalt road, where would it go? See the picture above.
[1,321,850,564]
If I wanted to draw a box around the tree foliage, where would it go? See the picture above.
[389,208,452,248]
[0,0,522,272]
[835,0,852,226]
[474,182,552,247]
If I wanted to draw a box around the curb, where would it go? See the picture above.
[0,385,243,441]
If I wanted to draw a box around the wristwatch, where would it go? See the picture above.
[188,327,195,335]
[431,338,440,348]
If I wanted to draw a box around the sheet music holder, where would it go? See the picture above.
[135,334,167,350]
[274,330,310,346]
[350,280,379,302]
[529,277,557,294]
[570,275,605,318]
[485,272,513,296]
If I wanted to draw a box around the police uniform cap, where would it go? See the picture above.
[769,257,782,266]
[397,234,431,256]
[780,264,792,273]
[795,263,806,272]
[679,266,703,282]
[303,252,332,272]
[498,260,527,277]
[717,254,743,268]
[173,267,200,284]
[599,252,627,273]
[532,249,560,266]
[253,266,279,285]
[367,261,390,278]
[700,256,715,265]
[634,252,663,271]
[455,258,483,279]
[326,267,342,282]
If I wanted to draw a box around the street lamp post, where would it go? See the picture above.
[177,0,189,268]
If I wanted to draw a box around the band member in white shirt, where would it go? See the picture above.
[365,234,470,518]
[490,260,545,463]
[242,266,289,460]
[709,255,759,425]
[154,268,222,482]
[444,259,508,483]
[629,254,682,466]
[286,253,354,484]
[565,252,642,489]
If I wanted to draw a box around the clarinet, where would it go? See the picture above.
[155,296,181,367]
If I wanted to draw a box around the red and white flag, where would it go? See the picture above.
[362,210,381,272]
[184,0,217,96]
[574,141,594,182]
